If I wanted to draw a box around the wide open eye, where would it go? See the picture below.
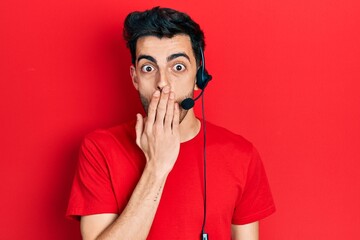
[173,63,186,72]
[141,65,155,73]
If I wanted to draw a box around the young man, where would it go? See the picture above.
[67,7,275,240]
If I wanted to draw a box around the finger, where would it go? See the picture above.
[135,113,143,147]
[146,90,160,129]
[172,102,180,134]
[164,91,175,129]
[155,86,170,127]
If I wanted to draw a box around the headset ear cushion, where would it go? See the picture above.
[196,68,204,89]
[196,68,212,90]
[204,69,212,82]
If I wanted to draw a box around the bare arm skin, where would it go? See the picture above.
[231,222,259,240]
[81,87,180,240]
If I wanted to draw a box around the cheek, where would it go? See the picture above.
[137,77,157,92]
[171,69,195,83]
[174,74,196,91]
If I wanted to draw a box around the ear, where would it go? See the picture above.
[130,65,139,90]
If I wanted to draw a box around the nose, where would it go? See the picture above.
[156,69,169,91]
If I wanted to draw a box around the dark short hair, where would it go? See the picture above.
[123,6,205,66]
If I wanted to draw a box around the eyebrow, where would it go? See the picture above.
[137,55,157,64]
[167,53,190,62]
[136,52,191,64]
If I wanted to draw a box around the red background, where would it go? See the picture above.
[1,0,359,239]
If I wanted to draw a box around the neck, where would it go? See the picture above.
[179,109,201,143]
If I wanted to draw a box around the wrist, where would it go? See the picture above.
[144,162,170,181]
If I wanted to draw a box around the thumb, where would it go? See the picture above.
[135,113,143,147]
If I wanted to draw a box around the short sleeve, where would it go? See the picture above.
[232,146,276,225]
[66,134,118,220]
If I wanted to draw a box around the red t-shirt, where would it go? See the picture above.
[67,120,275,239]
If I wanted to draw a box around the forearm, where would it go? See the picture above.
[96,164,168,240]
[94,88,179,240]
[231,222,259,240]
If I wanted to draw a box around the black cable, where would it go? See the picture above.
[200,92,208,240]
[194,88,205,102]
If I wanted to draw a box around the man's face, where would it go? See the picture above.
[130,34,198,122]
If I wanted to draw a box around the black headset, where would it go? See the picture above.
[179,47,212,239]
[196,47,212,90]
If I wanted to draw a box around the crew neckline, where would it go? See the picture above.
[180,117,204,145]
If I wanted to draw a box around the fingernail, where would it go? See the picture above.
[154,90,160,96]
[169,92,175,99]
[163,86,170,93]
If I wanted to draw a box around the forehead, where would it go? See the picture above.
[135,34,195,61]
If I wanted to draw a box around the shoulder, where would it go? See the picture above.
[205,120,254,155]
[83,120,136,147]
[78,120,140,167]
